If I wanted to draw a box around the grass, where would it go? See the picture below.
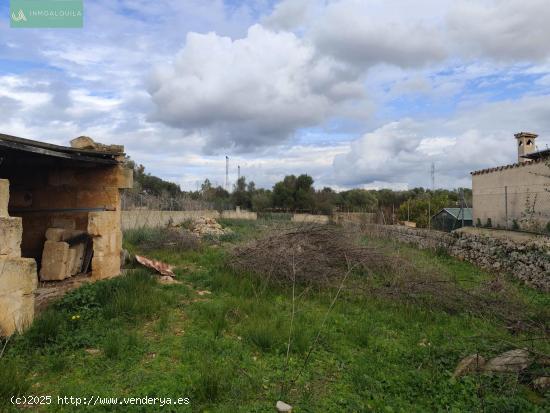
[0,219,548,412]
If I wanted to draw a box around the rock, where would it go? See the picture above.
[484,349,531,373]
[276,401,292,412]
[533,376,550,392]
[70,136,124,153]
[159,276,180,285]
[70,136,97,149]
[453,354,486,378]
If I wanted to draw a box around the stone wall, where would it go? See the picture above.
[364,224,549,292]
[0,179,38,336]
[121,209,257,230]
[292,214,330,224]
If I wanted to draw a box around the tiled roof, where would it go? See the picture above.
[471,156,548,176]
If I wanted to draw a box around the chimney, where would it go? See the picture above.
[515,132,538,163]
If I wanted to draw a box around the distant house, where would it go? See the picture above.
[471,132,550,231]
[431,208,472,232]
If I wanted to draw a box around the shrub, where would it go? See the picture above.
[476,218,482,227]
[512,220,520,231]
[0,359,30,407]
[485,218,492,228]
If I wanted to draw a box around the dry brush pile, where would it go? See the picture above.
[229,224,387,285]
[229,224,548,333]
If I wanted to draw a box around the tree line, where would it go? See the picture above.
[126,160,472,228]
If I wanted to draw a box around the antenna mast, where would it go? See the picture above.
[225,156,229,191]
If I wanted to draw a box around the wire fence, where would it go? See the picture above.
[121,191,221,211]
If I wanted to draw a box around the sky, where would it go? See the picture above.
[1,0,550,191]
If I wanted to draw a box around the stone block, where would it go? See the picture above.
[51,218,76,230]
[9,190,32,208]
[0,179,8,217]
[67,248,77,277]
[0,290,35,336]
[93,230,122,257]
[0,216,22,257]
[0,257,38,295]
[45,228,66,242]
[39,241,70,281]
[91,253,121,280]
[70,243,86,275]
[0,256,37,336]
[88,211,121,236]
[77,188,119,209]
[48,169,78,187]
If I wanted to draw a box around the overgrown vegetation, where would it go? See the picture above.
[0,219,548,412]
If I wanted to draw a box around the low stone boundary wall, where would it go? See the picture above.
[122,210,257,230]
[220,210,257,220]
[364,224,550,292]
[292,214,330,224]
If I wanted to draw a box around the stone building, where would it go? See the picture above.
[0,134,132,336]
[471,132,550,231]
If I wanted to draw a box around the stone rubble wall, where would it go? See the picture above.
[364,224,550,292]
[0,179,38,336]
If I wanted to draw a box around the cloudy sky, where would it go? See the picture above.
[1,0,550,190]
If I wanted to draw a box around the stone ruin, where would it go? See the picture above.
[0,134,132,336]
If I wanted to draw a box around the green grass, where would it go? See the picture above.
[0,220,548,412]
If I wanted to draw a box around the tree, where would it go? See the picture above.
[251,190,273,212]
[272,174,315,211]
[398,193,449,228]
[232,176,252,209]
[338,189,378,212]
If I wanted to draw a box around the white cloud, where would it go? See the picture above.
[148,24,363,152]
[332,93,550,189]
[448,0,550,61]
[311,0,447,69]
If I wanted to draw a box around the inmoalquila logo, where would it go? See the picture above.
[10,0,83,28]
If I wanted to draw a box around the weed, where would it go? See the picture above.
[24,310,67,348]
[0,359,30,407]
[192,359,233,403]
[98,270,168,321]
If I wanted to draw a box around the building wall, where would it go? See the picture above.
[472,159,550,230]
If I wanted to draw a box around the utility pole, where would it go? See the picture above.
[460,188,465,228]
[431,162,435,191]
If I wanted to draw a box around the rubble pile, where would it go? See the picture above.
[190,217,232,237]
